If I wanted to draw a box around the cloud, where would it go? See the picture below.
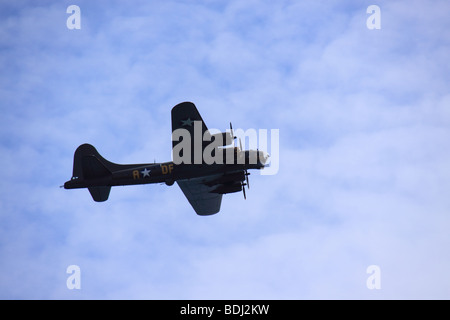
[1,0,450,299]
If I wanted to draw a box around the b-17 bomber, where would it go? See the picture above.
[64,102,270,215]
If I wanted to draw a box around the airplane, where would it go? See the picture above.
[63,102,270,215]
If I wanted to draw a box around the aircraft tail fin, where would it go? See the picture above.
[81,155,111,179]
[72,143,120,179]
[71,144,117,202]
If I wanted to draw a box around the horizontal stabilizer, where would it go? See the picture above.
[88,186,111,202]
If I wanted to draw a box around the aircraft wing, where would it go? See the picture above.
[176,175,223,215]
[171,101,209,165]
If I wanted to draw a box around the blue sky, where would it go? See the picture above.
[1,0,450,299]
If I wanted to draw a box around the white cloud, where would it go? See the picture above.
[1,0,450,299]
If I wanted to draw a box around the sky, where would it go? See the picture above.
[0,0,450,299]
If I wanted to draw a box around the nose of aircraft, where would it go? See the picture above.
[258,151,270,165]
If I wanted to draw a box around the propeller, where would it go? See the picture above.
[230,122,250,199]
[230,122,236,146]
[238,137,250,188]
[245,171,250,189]
[240,172,250,200]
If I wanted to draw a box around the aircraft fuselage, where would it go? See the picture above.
[64,151,265,190]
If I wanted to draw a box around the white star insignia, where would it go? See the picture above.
[181,118,194,126]
[141,168,151,177]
